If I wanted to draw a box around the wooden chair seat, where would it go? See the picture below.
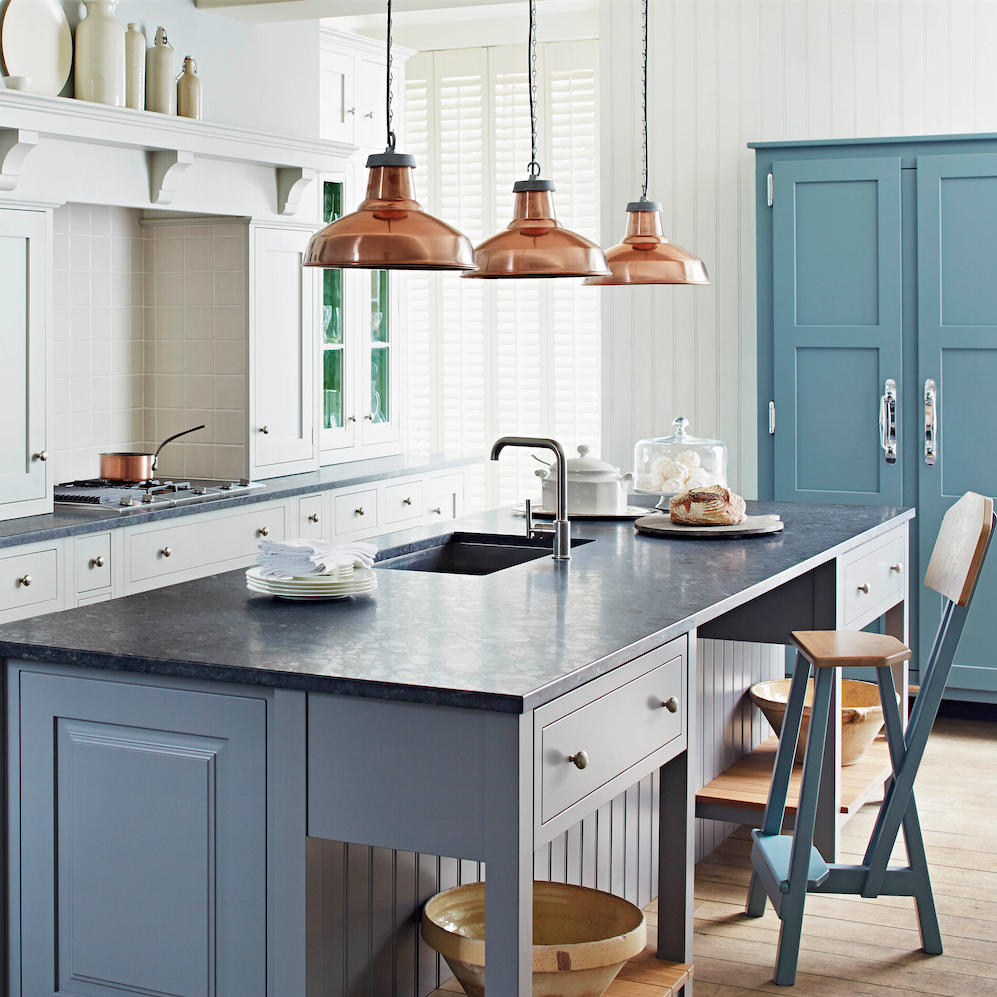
[790,630,912,669]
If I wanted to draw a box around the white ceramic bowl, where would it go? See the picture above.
[749,678,890,766]
[422,880,646,997]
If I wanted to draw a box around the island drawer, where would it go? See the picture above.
[383,480,424,525]
[841,530,906,627]
[0,546,60,615]
[297,494,324,539]
[128,504,286,583]
[536,636,686,826]
[75,532,111,594]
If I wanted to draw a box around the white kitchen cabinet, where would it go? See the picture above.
[249,224,318,479]
[0,208,49,520]
[319,48,357,145]
[0,539,66,623]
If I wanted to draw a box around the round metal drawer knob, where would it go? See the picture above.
[431,507,442,515]
[89,555,105,569]
[259,425,270,435]
[661,696,679,714]
[403,497,413,506]
[567,750,589,770]
[308,513,320,524]
[32,449,48,462]
[890,563,903,574]
[363,413,374,421]
[355,507,365,516]
[159,546,172,558]
[257,526,270,537]
[857,583,870,594]
[17,574,31,587]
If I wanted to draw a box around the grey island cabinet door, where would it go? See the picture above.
[917,154,997,697]
[772,157,903,505]
[16,671,267,997]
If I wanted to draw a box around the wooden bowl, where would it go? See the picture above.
[421,880,647,997]
[749,678,888,766]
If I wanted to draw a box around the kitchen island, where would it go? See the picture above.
[0,502,913,997]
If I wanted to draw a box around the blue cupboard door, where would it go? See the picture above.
[772,157,903,505]
[17,671,268,996]
[917,154,997,698]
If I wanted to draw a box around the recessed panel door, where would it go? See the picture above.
[772,158,903,505]
[917,154,997,694]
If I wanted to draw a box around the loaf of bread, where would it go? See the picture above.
[669,485,747,526]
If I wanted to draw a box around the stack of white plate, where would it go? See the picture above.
[246,565,377,601]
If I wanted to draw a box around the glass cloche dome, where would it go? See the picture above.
[633,417,728,496]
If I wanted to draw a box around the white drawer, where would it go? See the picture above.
[75,532,111,594]
[426,473,465,521]
[538,642,685,824]
[842,532,906,627]
[383,480,424,525]
[128,505,286,583]
[297,494,324,539]
[0,546,60,614]
[334,489,378,535]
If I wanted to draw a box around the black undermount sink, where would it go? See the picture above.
[378,532,594,576]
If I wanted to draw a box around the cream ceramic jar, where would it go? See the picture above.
[535,445,633,515]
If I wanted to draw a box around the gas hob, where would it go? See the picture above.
[54,478,265,514]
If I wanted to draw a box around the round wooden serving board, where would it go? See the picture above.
[635,513,784,539]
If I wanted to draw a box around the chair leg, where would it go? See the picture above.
[745,869,768,918]
[773,666,835,986]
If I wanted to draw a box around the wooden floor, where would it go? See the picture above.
[659,714,997,997]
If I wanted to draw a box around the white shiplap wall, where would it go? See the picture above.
[599,0,997,498]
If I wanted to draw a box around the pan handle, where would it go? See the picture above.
[152,424,206,473]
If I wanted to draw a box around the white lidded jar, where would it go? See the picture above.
[124,22,145,110]
[74,0,126,106]
[146,26,175,114]
[534,445,633,516]
[177,56,203,120]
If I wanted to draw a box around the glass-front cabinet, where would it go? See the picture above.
[318,174,400,461]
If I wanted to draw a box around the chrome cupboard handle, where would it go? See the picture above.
[924,378,937,466]
[879,378,897,464]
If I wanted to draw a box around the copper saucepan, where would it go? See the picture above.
[99,425,206,482]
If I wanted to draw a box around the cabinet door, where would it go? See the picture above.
[772,157,903,505]
[319,49,357,144]
[916,154,997,696]
[0,209,48,516]
[360,267,401,447]
[17,671,267,996]
[357,55,387,150]
[251,225,316,476]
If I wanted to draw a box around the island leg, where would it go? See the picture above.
[483,713,533,995]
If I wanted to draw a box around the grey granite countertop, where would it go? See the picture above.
[0,502,913,712]
[0,454,476,550]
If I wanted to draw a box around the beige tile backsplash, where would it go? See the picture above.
[50,205,248,484]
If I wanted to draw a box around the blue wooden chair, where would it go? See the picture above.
[745,491,995,986]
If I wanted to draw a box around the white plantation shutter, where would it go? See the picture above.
[403,41,599,510]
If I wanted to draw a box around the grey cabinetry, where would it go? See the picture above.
[14,669,268,996]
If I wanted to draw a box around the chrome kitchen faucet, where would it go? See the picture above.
[490,436,571,560]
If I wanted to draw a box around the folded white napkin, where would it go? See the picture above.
[256,538,377,578]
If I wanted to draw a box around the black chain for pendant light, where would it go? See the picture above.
[527,0,541,178]
[385,0,396,151]
[641,0,649,199]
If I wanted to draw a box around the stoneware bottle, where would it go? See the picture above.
[177,57,203,120]
[146,27,176,114]
[124,23,145,110]
[74,0,126,106]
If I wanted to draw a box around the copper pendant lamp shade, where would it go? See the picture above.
[303,151,475,271]
[464,0,608,280]
[583,198,709,286]
[303,0,475,273]
[464,178,609,279]
[586,0,708,287]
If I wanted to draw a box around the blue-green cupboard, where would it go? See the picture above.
[753,133,997,702]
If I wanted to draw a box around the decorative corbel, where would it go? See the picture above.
[277,166,317,216]
[148,149,194,205]
[0,129,40,192]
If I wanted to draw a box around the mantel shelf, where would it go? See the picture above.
[0,89,355,212]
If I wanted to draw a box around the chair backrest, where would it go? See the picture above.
[924,491,995,607]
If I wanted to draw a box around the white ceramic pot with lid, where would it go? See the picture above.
[534,445,633,515]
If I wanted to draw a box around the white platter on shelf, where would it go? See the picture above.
[1,0,72,96]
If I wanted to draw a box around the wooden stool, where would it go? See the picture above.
[745,492,995,986]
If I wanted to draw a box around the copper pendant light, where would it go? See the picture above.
[463,0,608,279]
[303,0,475,272]
[583,0,708,286]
